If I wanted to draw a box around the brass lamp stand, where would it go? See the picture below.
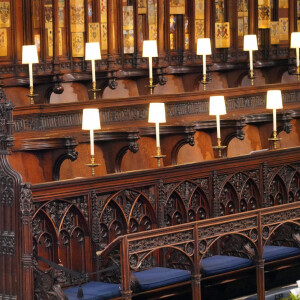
[213,137,227,158]
[153,146,166,167]
[86,154,100,176]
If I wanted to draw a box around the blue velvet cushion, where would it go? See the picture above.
[201,255,253,276]
[63,281,121,300]
[263,245,300,262]
[133,267,191,291]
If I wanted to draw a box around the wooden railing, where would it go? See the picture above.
[30,146,300,297]
[95,201,300,299]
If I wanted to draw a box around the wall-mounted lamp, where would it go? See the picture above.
[266,90,282,149]
[197,38,212,88]
[209,96,227,158]
[291,32,300,78]
[143,40,158,95]
[85,42,101,100]
[243,35,258,84]
[148,102,166,167]
[82,108,101,176]
[22,45,39,104]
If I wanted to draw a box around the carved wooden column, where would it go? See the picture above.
[53,0,60,73]
[191,224,201,300]
[20,184,34,300]
[289,0,296,34]
[157,0,165,62]
[107,0,119,69]
[0,90,33,300]
[249,0,256,34]
[22,0,33,44]
[121,236,133,300]
[256,212,265,300]
[205,0,212,38]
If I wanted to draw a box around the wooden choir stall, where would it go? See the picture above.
[2,0,300,300]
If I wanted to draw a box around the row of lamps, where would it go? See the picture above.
[82,89,283,176]
[21,32,300,101]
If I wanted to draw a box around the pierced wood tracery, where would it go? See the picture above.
[97,189,156,249]
[165,180,210,226]
[33,197,90,286]
[218,172,261,215]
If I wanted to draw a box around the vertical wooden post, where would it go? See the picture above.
[192,224,201,300]
[205,0,212,38]
[20,183,34,300]
[249,0,256,34]
[289,0,296,35]
[256,212,265,300]
[53,0,60,72]
[121,236,133,300]
[108,0,119,68]
[157,0,165,59]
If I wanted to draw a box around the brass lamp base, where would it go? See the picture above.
[147,78,156,95]
[268,131,280,150]
[26,87,38,105]
[88,82,101,100]
[249,70,255,86]
[212,138,227,158]
[86,155,100,176]
[201,74,209,91]
[152,147,166,167]
[294,66,300,82]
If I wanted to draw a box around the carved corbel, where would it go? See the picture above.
[170,126,196,165]
[14,137,78,181]
[195,118,246,159]
[91,131,140,173]
[140,125,196,166]
[52,138,78,181]
[277,111,293,134]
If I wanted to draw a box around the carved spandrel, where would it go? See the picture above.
[229,173,248,194]
[176,181,197,207]
[129,230,194,254]
[198,217,257,239]
[278,166,297,188]
[248,170,260,186]
[262,208,300,226]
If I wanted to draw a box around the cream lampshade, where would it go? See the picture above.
[266,90,283,110]
[148,102,166,167]
[85,42,101,86]
[197,38,211,78]
[85,42,101,60]
[244,35,258,78]
[209,96,226,141]
[266,90,282,135]
[142,40,158,58]
[143,40,158,85]
[82,108,101,157]
[22,45,39,90]
[291,32,300,69]
[82,108,101,130]
[209,96,226,116]
[22,45,39,64]
[243,35,258,51]
[197,38,212,55]
[148,102,166,124]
